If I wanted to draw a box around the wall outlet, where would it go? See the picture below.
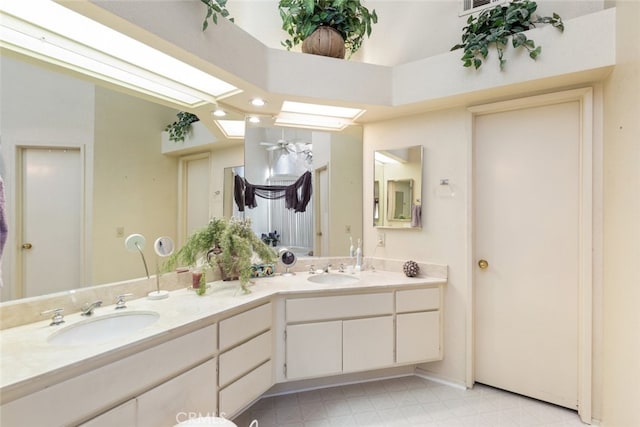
[377,232,385,247]
[345,225,351,234]
[116,226,124,238]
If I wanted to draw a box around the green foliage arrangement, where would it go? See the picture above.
[165,111,199,143]
[278,0,378,57]
[451,0,563,70]
[166,217,276,294]
[200,0,234,30]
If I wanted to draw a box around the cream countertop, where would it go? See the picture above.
[0,269,445,404]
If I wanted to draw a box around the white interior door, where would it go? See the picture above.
[21,147,82,297]
[184,155,210,237]
[474,101,580,409]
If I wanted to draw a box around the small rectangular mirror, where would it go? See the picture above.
[374,145,423,228]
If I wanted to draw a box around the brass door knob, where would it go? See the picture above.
[478,259,489,269]
[22,243,33,250]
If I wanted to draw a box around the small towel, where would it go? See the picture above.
[411,204,422,228]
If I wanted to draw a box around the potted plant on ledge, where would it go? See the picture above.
[166,217,276,294]
[278,0,378,59]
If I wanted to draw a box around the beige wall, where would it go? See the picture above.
[92,87,179,284]
[601,2,640,426]
[364,107,470,384]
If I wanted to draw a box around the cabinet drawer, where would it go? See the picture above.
[137,358,217,427]
[0,324,217,427]
[219,360,273,418]
[287,293,393,322]
[219,330,272,387]
[396,311,441,363]
[396,288,440,313]
[219,302,271,350]
[79,400,136,427]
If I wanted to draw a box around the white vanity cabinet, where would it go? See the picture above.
[217,302,274,418]
[396,288,442,363]
[2,325,218,427]
[285,293,395,380]
[284,286,443,381]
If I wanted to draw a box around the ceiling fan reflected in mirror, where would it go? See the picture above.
[260,129,311,155]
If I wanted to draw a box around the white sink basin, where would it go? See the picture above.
[48,311,159,346]
[307,273,359,285]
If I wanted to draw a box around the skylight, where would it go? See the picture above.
[0,0,239,108]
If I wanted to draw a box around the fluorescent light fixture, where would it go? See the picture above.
[0,1,240,108]
[276,101,364,130]
[215,120,245,139]
[281,101,363,119]
[275,112,352,131]
[375,151,402,164]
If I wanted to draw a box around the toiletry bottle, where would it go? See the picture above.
[355,239,362,271]
[349,236,355,258]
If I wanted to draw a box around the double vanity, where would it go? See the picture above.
[0,264,446,426]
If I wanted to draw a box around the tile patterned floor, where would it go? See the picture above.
[233,376,586,427]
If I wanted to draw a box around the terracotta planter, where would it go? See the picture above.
[302,26,345,59]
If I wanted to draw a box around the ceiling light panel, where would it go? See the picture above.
[281,101,363,119]
[0,1,239,107]
[215,120,245,138]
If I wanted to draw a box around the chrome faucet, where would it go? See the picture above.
[323,263,332,273]
[41,307,65,326]
[81,300,102,316]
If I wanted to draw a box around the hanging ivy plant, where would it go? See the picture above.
[200,0,234,30]
[451,0,564,70]
[165,112,199,143]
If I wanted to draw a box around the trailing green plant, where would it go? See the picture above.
[278,0,378,57]
[165,111,199,143]
[200,0,234,30]
[166,217,276,294]
[451,0,563,70]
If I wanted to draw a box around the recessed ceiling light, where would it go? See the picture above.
[248,116,261,124]
[0,1,240,108]
[212,108,226,117]
[250,98,266,107]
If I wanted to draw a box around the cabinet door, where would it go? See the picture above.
[78,399,136,427]
[137,358,217,427]
[343,316,394,372]
[396,311,441,364]
[286,321,342,380]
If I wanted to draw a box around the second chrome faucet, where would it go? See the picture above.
[81,300,102,316]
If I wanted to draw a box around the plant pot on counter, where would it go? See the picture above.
[302,26,345,59]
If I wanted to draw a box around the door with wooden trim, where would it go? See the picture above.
[474,101,581,409]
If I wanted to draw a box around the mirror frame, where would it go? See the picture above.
[374,145,423,229]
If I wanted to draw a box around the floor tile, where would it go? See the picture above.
[233,376,584,427]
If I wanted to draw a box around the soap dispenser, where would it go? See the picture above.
[355,238,362,271]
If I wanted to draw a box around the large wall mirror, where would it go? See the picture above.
[1,53,363,303]
[243,123,363,258]
[374,145,423,228]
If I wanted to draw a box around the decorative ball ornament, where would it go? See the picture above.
[403,260,420,277]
